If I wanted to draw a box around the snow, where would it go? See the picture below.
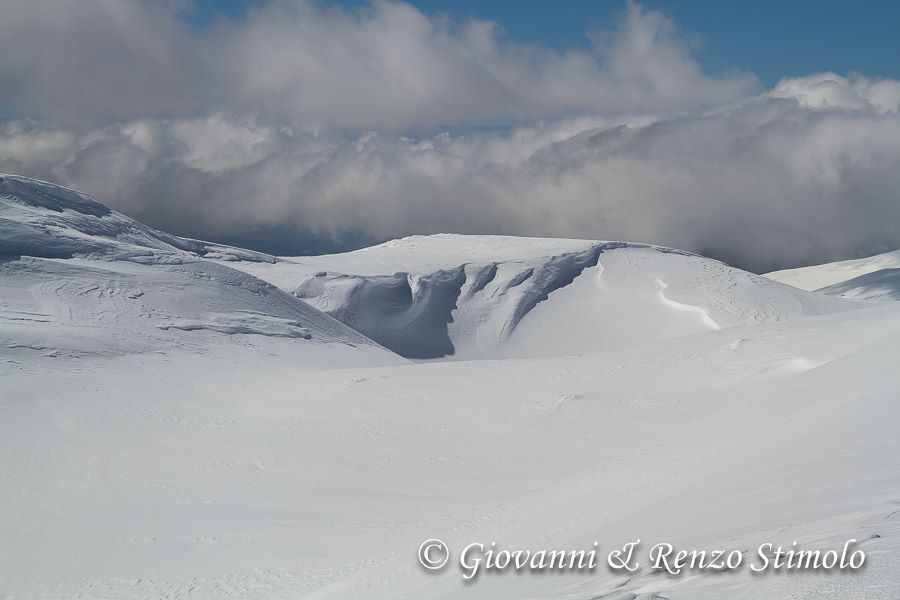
[0,174,399,363]
[222,234,855,359]
[817,267,900,301]
[3,175,900,599]
[0,174,280,263]
[766,248,900,300]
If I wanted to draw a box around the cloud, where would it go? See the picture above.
[770,72,900,113]
[0,0,203,126]
[2,2,900,272]
[0,0,751,128]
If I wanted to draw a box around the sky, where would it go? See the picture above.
[2,0,900,272]
[192,0,900,87]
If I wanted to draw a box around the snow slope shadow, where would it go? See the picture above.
[223,235,856,360]
[819,267,900,301]
[297,268,468,359]
[292,244,611,359]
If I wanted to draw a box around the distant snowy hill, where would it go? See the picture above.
[224,234,855,359]
[0,174,280,262]
[4,175,900,600]
[1,173,856,362]
[766,249,900,301]
[0,174,398,365]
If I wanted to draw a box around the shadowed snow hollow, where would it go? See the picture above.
[0,175,398,364]
[224,234,855,359]
[767,248,900,301]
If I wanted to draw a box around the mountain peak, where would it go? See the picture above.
[0,174,276,263]
[0,174,112,217]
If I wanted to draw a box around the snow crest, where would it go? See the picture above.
[0,175,397,361]
[224,235,854,359]
[767,248,900,301]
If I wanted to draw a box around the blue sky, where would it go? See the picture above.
[192,0,900,87]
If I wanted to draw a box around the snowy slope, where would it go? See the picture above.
[767,248,900,300]
[3,175,900,600]
[0,174,398,365]
[0,174,280,262]
[3,295,900,600]
[816,268,900,301]
[225,234,855,359]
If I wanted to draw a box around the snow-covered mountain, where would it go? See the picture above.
[3,175,900,600]
[767,248,900,301]
[0,174,398,365]
[223,234,854,359]
[0,173,856,362]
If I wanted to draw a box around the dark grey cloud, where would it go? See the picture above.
[1,1,900,272]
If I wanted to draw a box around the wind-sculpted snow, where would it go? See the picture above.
[158,312,313,338]
[0,173,112,217]
[0,174,853,362]
[4,287,900,600]
[0,175,398,363]
[296,268,469,359]
[227,234,854,359]
[3,176,900,600]
[816,268,900,301]
[289,242,617,359]
[767,249,900,302]
[0,174,278,262]
[1,174,182,259]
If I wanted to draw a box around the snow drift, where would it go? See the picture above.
[0,174,397,364]
[226,234,855,359]
[1,173,854,362]
[767,248,900,301]
[4,174,900,600]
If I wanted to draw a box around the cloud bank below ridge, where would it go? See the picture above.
[1,1,900,271]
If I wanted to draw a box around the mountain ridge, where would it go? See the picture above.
[0,174,397,363]
[218,235,857,359]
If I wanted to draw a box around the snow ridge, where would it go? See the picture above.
[767,248,900,301]
[293,243,616,359]
[0,174,397,361]
[0,174,278,263]
[224,235,854,360]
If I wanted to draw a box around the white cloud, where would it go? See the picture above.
[171,115,277,173]
[0,0,752,128]
[770,73,900,114]
[1,1,899,272]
